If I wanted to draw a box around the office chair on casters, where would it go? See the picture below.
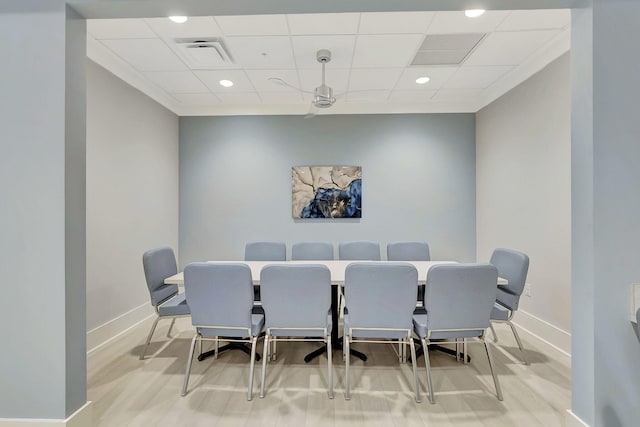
[343,262,421,403]
[488,248,531,365]
[140,247,190,360]
[181,263,264,400]
[259,264,333,399]
[413,263,502,404]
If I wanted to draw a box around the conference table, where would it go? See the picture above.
[164,260,507,363]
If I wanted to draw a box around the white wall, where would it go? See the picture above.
[179,114,477,266]
[86,60,179,333]
[476,54,572,341]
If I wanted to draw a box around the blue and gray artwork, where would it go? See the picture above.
[292,166,362,219]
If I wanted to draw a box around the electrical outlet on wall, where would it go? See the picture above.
[524,283,532,297]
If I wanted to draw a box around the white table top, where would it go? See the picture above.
[164,260,508,286]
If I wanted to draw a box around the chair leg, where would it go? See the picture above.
[181,334,198,396]
[463,339,468,365]
[408,337,421,403]
[140,315,161,360]
[483,339,503,401]
[167,318,176,338]
[490,323,499,342]
[456,339,461,362]
[272,339,277,361]
[422,338,435,404]
[247,336,258,401]
[327,334,334,399]
[214,336,219,360]
[259,335,269,398]
[508,321,529,365]
[344,334,351,400]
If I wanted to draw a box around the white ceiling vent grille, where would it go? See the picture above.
[411,33,485,66]
[172,37,234,69]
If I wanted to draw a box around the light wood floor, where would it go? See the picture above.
[88,318,570,427]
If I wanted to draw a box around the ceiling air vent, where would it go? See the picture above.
[172,37,234,69]
[411,33,485,66]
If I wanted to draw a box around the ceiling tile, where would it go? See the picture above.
[100,39,188,71]
[215,15,288,36]
[388,90,437,102]
[497,9,570,32]
[443,66,513,89]
[432,88,483,101]
[259,92,305,103]
[426,11,510,34]
[194,70,255,92]
[225,36,295,69]
[245,69,302,92]
[173,93,221,104]
[348,68,403,91]
[216,92,262,104]
[143,71,209,93]
[287,13,360,35]
[291,35,356,68]
[144,17,222,38]
[352,34,424,68]
[345,90,390,102]
[88,19,155,39]
[299,68,350,94]
[394,67,457,90]
[464,30,560,66]
[359,12,434,34]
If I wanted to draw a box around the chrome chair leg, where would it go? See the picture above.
[259,335,269,398]
[140,316,161,360]
[463,339,468,365]
[490,323,499,342]
[409,337,421,403]
[483,339,503,401]
[214,336,219,360]
[327,334,334,399]
[508,321,529,365]
[167,318,176,338]
[248,336,258,401]
[344,334,351,400]
[422,338,435,404]
[181,334,198,396]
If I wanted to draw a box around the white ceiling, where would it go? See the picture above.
[87,10,570,116]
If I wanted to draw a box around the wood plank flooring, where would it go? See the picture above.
[88,318,570,426]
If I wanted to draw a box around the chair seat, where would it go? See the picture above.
[198,313,265,338]
[158,293,190,316]
[268,311,332,337]
[344,313,408,339]
[490,302,511,321]
[153,284,180,307]
[412,312,484,340]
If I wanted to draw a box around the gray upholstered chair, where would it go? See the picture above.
[259,264,333,399]
[343,262,421,402]
[386,241,431,261]
[244,241,286,261]
[488,248,531,365]
[338,241,381,261]
[181,263,264,400]
[140,247,190,360]
[291,242,334,260]
[413,263,502,403]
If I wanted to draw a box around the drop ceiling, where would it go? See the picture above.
[87,9,570,116]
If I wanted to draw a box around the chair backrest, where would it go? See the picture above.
[423,264,498,336]
[183,263,254,330]
[387,241,431,261]
[142,247,178,306]
[291,242,334,260]
[344,262,417,331]
[339,241,381,261]
[244,241,286,261]
[260,264,331,329]
[490,248,530,311]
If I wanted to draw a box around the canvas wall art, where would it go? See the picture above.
[292,166,362,219]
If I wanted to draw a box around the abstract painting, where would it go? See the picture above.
[292,166,362,219]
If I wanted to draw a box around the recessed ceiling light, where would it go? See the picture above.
[168,16,188,24]
[415,77,431,85]
[464,9,486,18]
[219,80,234,87]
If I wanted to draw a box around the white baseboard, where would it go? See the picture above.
[512,309,571,357]
[566,410,590,427]
[87,303,154,354]
[0,402,92,427]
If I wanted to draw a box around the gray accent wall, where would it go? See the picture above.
[86,60,179,331]
[179,114,476,266]
[476,54,572,334]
